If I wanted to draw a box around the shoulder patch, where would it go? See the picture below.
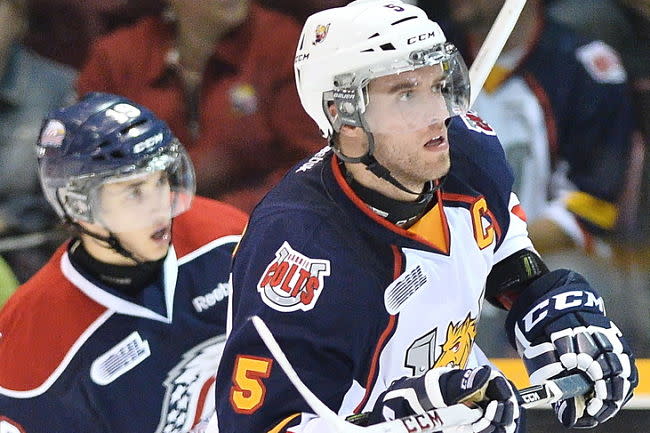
[90,331,151,386]
[460,111,497,136]
[257,242,330,312]
[576,41,626,84]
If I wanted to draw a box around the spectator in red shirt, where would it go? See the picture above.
[77,0,323,212]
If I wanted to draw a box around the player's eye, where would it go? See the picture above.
[398,90,414,101]
[126,186,143,201]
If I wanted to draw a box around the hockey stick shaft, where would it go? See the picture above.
[518,373,592,408]
[467,0,527,107]
[251,316,592,433]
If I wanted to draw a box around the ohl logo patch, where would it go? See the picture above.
[258,241,331,312]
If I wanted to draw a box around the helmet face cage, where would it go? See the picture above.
[324,43,469,135]
[52,141,195,232]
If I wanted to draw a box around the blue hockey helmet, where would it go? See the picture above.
[37,92,195,229]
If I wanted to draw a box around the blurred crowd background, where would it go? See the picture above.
[0,0,648,358]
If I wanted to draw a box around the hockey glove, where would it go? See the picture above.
[368,366,521,433]
[506,269,638,428]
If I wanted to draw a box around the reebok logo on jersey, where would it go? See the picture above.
[90,331,151,386]
[192,282,230,312]
[296,146,331,172]
[257,241,330,312]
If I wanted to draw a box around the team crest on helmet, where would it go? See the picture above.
[39,120,66,148]
[313,24,330,45]
[258,241,330,312]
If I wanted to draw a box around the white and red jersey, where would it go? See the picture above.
[214,115,533,433]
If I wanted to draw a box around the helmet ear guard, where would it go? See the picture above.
[56,188,93,223]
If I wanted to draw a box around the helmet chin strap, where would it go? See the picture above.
[329,129,443,200]
[65,219,145,265]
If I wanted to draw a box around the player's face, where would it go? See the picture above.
[92,171,174,263]
[364,65,451,188]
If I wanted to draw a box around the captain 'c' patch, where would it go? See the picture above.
[257,242,331,312]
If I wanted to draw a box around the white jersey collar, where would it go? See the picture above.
[60,247,178,323]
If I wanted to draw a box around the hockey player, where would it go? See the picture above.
[446,0,635,254]
[0,93,247,432]
[212,1,639,432]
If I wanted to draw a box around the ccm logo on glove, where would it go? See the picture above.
[524,290,604,332]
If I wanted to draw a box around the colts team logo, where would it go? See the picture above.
[155,335,226,433]
[258,241,331,312]
[405,313,478,375]
[38,120,66,148]
[313,24,330,45]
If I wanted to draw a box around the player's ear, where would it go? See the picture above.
[339,124,362,138]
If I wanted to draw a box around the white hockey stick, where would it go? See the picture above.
[251,316,591,433]
[467,0,527,107]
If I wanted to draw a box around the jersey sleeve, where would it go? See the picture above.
[493,192,535,263]
[446,114,535,263]
[215,208,388,433]
[0,391,102,432]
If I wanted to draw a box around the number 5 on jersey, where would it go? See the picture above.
[230,355,273,414]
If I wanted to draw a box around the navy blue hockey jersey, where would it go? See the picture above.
[0,197,247,433]
[213,115,534,433]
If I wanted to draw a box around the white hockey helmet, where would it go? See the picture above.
[294,0,470,138]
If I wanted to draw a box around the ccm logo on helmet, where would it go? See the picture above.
[133,132,164,153]
[523,290,605,332]
[407,31,436,45]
